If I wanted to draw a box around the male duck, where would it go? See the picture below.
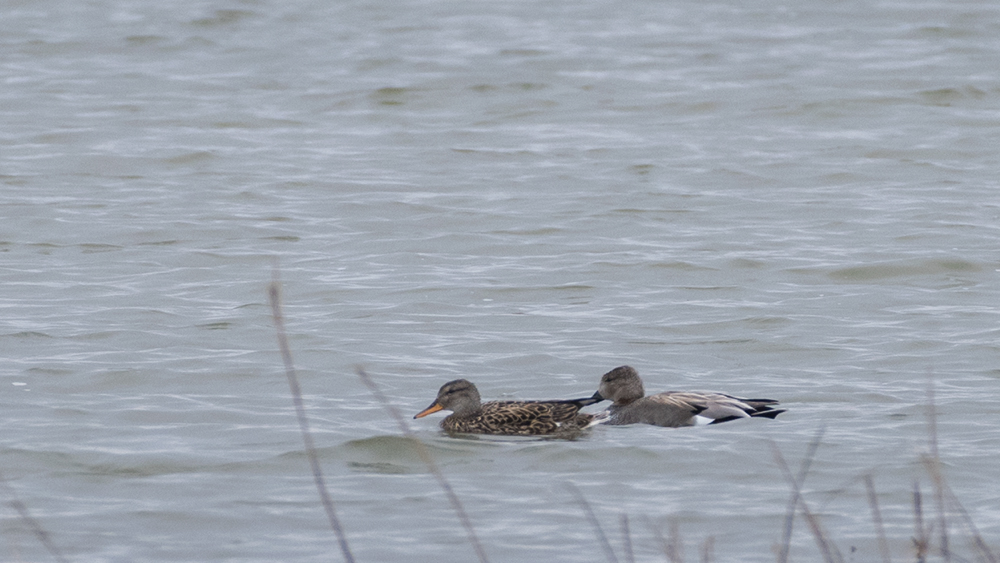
[414,379,604,436]
[588,365,785,427]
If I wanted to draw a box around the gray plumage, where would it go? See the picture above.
[590,366,785,427]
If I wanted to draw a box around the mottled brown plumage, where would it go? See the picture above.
[413,379,603,436]
[590,365,785,427]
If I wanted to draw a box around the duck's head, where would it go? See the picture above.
[590,365,644,406]
[414,379,483,419]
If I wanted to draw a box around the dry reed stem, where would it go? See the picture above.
[0,470,69,563]
[565,483,620,563]
[645,516,672,563]
[700,535,715,563]
[920,374,995,563]
[919,456,998,563]
[863,474,892,563]
[356,367,490,563]
[913,482,930,563]
[648,516,686,563]
[267,274,355,563]
[775,427,826,563]
[770,437,843,563]
[924,377,951,562]
[668,518,684,563]
[945,493,998,563]
[621,513,635,563]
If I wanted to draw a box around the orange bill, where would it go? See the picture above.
[414,402,445,419]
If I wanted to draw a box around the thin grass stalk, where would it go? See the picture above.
[921,458,998,563]
[949,499,998,563]
[0,471,69,563]
[565,483,619,563]
[356,367,490,563]
[947,492,998,563]
[668,519,684,563]
[863,474,892,563]
[770,440,843,563]
[646,516,673,563]
[700,535,715,563]
[621,513,635,563]
[775,427,826,563]
[925,376,950,562]
[268,277,355,563]
[913,482,929,563]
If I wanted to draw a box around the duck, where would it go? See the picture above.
[413,378,605,436]
[587,365,785,427]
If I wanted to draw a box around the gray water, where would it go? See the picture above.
[3,0,999,561]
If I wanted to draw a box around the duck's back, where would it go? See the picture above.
[442,400,596,436]
[608,391,783,427]
[608,393,702,427]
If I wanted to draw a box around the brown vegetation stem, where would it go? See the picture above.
[668,519,684,563]
[700,535,715,563]
[913,483,929,563]
[621,513,635,563]
[920,457,998,563]
[645,515,673,563]
[566,483,620,563]
[863,474,892,563]
[356,367,491,563]
[770,438,843,563]
[925,377,951,562]
[0,471,69,563]
[268,278,356,563]
[775,427,826,563]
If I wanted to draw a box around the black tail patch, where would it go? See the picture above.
[709,408,786,425]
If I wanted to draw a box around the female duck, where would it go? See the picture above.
[589,366,784,427]
[414,379,603,436]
